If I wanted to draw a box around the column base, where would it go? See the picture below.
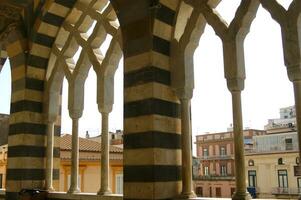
[67,187,80,194]
[97,189,112,195]
[232,191,252,200]
[175,191,197,199]
[46,187,55,192]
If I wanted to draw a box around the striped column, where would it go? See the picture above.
[5,1,76,199]
[5,29,48,200]
[111,0,182,199]
[0,48,7,73]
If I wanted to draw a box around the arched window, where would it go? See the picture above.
[248,159,254,166]
[278,158,284,165]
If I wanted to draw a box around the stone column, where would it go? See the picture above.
[45,120,55,191]
[228,80,251,200]
[68,117,80,193]
[174,89,196,198]
[98,111,111,195]
[180,98,196,198]
[293,81,301,163]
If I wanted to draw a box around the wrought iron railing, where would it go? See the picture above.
[198,155,234,160]
[271,187,301,195]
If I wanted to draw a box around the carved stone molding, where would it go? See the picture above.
[0,3,22,43]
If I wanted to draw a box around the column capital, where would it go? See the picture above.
[98,104,113,114]
[45,114,57,123]
[227,78,244,92]
[68,109,83,120]
[286,63,301,82]
[174,87,193,100]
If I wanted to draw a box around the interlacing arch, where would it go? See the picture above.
[171,0,301,199]
[44,0,122,193]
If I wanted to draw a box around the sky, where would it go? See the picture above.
[0,1,296,155]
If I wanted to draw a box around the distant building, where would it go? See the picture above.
[59,134,123,193]
[87,130,123,147]
[194,129,266,198]
[265,106,296,133]
[245,131,300,199]
[0,135,123,194]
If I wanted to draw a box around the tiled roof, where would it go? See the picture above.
[60,134,123,153]
[60,150,123,161]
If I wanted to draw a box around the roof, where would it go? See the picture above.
[60,134,123,153]
[196,129,266,138]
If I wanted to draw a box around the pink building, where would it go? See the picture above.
[194,129,266,197]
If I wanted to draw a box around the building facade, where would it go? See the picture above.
[0,135,123,194]
[59,135,123,193]
[265,106,297,132]
[194,129,266,197]
[245,132,301,199]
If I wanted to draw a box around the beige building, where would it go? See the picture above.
[59,135,123,193]
[245,131,300,199]
[0,135,123,194]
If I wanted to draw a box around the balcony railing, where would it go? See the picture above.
[199,155,234,161]
[271,187,301,195]
[194,175,235,181]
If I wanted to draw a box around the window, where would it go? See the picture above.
[285,138,293,150]
[278,158,284,165]
[0,174,3,188]
[220,147,226,156]
[196,187,203,197]
[248,170,257,187]
[297,178,301,188]
[278,170,288,188]
[203,148,209,157]
[221,165,227,176]
[216,187,221,197]
[204,166,209,176]
[115,173,123,194]
[298,178,301,193]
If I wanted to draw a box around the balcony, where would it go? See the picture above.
[199,155,234,161]
[271,187,301,195]
[194,175,235,181]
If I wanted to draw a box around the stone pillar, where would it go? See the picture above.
[180,98,196,198]
[112,1,182,199]
[68,117,80,193]
[45,120,55,191]
[98,111,112,195]
[258,4,301,200]
[228,79,251,200]
[96,68,115,195]
[293,81,301,165]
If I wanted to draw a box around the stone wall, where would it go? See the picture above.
[0,114,8,146]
